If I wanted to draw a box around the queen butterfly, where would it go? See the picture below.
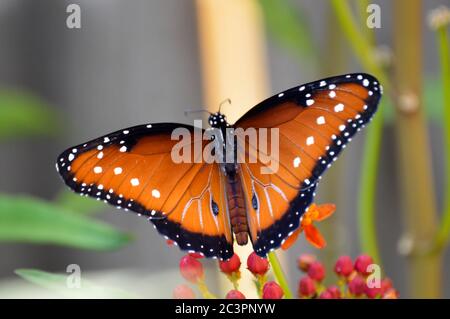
[56,73,382,260]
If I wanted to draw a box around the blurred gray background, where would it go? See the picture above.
[0,0,448,298]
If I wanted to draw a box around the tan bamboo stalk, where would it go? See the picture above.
[195,0,273,297]
[393,0,441,298]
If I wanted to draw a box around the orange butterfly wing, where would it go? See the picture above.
[56,123,233,259]
[235,73,382,256]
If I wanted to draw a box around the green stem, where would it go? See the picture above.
[197,279,217,299]
[358,105,383,263]
[433,25,450,251]
[330,0,387,264]
[268,251,293,299]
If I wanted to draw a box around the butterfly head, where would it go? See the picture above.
[208,112,229,128]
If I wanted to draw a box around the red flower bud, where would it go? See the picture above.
[297,254,316,272]
[247,252,269,276]
[334,255,353,277]
[348,275,366,296]
[326,285,341,299]
[166,239,175,247]
[179,255,204,283]
[307,261,325,282]
[219,253,241,274]
[173,284,195,299]
[298,276,316,298]
[226,290,246,299]
[382,288,399,299]
[189,252,204,259]
[354,254,374,276]
[380,278,393,295]
[319,290,334,299]
[262,281,284,299]
[365,285,382,299]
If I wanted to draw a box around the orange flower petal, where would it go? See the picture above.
[315,203,336,221]
[281,228,301,250]
[308,203,318,212]
[304,224,327,249]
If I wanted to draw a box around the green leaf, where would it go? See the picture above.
[15,269,138,298]
[0,194,131,250]
[55,190,104,215]
[0,90,59,140]
[258,0,318,66]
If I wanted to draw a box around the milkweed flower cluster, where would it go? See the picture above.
[170,203,398,299]
[174,251,398,299]
[297,254,398,299]
[174,251,285,299]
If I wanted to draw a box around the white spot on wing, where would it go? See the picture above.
[152,189,161,198]
[334,103,344,112]
[130,178,139,186]
[316,116,325,125]
[93,166,102,174]
[293,156,301,168]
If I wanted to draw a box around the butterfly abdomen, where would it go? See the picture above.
[225,169,249,246]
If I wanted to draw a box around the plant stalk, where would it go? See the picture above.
[268,251,293,299]
[393,0,441,298]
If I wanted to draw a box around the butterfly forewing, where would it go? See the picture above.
[56,123,234,259]
[235,73,381,256]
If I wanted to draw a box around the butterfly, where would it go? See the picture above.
[56,73,382,260]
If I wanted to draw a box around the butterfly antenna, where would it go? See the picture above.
[218,98,231,113]
[184,108,212,117]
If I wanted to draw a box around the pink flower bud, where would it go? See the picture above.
[381,278,393,295]
[247,252,269,276]
[307,261,325,282]
[179,255,204,283]
[297,254,316,272]
[348,275,366,296]
[354,254,374,276]
[226,290,246,299]
[173,284,195,299]
[326,285,341,299]
[262,281,284,299]
[219,253,241,274]
[319,290,334,299]
[166,239,175,247]
[189,252,204,259]
[298,276,316,298]
[365,285,382,299]
[334,255,353,277]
